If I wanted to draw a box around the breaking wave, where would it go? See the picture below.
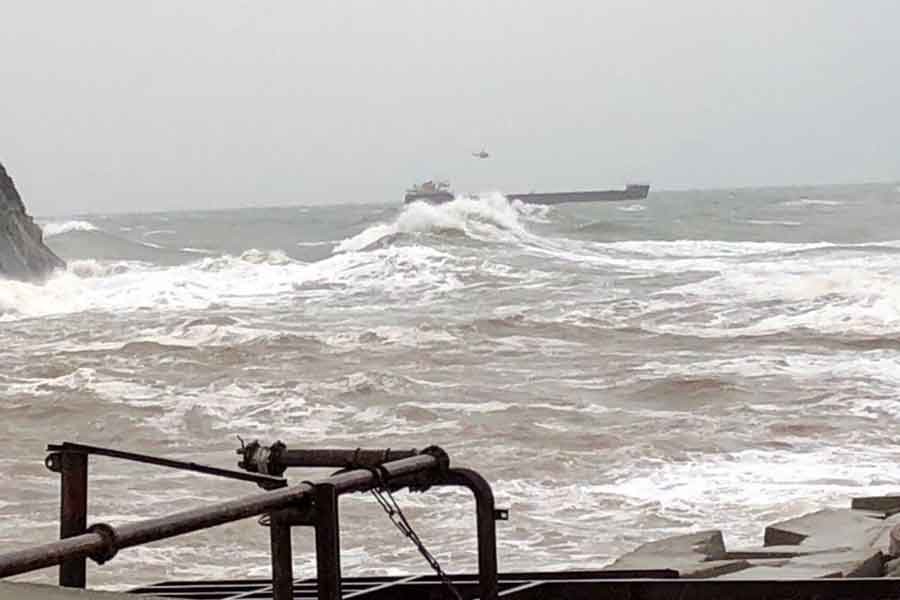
[334,194,538,253]
[0,243,465,320]
[42,220,99,237]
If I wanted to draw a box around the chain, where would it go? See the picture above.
[370,476,463,600]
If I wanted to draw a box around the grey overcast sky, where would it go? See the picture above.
[2,1,898,215]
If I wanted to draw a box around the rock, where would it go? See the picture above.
[0,161,65,281]
[608,530,753,578]
[764,509,885,548]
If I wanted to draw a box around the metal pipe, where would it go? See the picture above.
[314,484,341,600]
[237,442,419,477]
[269,510,294,600]
[0,454,440,579]
[439,469,499,600]
[370,467,500,600]
[280,449,418,469]
[58,451,88,588]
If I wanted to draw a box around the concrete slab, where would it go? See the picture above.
[717,565,844,579]
[717,549,883,579]
[608,530,750,578]
[885,557,900,578]
[0,582,161,600]
[723,545,852,560]
[870,514,900,555]
[787,549,884,578]
[852,496,900,516]
[611,530,727,562]
[764,509,885,548]
[608,555,752,578]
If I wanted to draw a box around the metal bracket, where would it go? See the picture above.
[45,452,63,473]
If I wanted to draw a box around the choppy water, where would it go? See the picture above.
[3,184,900,588]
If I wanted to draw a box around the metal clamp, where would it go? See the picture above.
[86,523,118,565]
[237,440,287,477]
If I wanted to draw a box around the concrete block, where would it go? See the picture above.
[723,545,851,560]
[609,555,752,578]
[867,514,900,555]
[718,565,844,579]
[612,530,727,562]
[764,509,885,548]
[717,549,883,579]
[608,530,751,578]
[885,557,900,578]
[852,496,900,516]
[791,548,884,577]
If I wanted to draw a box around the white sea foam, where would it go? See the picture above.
[783,198,843,207]
[41,220,99,237]
[334,193,536,253]
[594,444,900,547]
[296,240,338,247]
[742,219,803,227]
[0,244,468,320]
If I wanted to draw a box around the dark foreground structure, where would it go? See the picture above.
[1,441,900,599]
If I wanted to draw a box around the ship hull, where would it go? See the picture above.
[508,185,649,205]
[404,191,455,204]
[404,185,649,206]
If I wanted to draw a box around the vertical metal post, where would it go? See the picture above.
[270,510,294,600]
[59,451,88,588]
[314,483,341,600]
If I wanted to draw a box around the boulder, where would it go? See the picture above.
[0,161,65,281]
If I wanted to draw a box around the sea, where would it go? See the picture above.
[2,183,900,589]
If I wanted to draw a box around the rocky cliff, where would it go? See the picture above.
[0,161,65,281]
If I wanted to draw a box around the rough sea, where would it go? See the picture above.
[2,184,900,589]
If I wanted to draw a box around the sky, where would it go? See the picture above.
[2,1,899,215]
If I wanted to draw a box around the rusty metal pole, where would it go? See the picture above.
[59,451,88,588]
[313,484,341,600]
[269,510,294,600]
[0,453,440,579]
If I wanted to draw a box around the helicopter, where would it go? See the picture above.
[472,149,490,159]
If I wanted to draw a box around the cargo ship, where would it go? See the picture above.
[404,182,650,205]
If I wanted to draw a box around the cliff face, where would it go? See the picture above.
[0,162,65,281]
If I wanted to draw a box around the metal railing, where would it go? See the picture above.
[0,441,501,600]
